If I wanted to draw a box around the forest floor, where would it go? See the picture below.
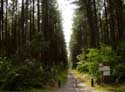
[57,71,94,92]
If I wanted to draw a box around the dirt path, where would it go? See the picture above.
[57,71,94,92]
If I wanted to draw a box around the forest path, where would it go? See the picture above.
[57,71,94,92]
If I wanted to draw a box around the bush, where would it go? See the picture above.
[77,62,89,73]
[112,63,125,83]
[76,44,124,83]
[0,57,53,91]
[0,57,16,90]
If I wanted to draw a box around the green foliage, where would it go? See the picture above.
[0,0,68,91]
[86,44,119,64]
[76,44,124,82]
[0,57,40,90]
[77,62,89,73]
[0,57,14,85]
[112,64,125,83]
[86,48,100,62]
[0,57,60,91]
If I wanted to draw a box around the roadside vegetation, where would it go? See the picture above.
[77,44,125,83]
[0,0,68,91]
[70,0,125,91]
[73,70,125,92]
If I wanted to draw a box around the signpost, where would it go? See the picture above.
[98,63,111,83]
[103,71,110,76]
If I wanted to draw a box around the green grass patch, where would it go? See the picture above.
[73,70,92,86]
[95,83,125,92]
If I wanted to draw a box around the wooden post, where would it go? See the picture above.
[58,80,61,88]
[75,79,77,88]
[91,78,94,87]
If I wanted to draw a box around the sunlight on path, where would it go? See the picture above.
[57,72,94,92]
[57,0,77,54]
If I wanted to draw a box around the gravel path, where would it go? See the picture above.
[57,72,94,92]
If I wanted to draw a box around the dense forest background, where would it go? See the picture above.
[0,0,125,91]
[0,0,68,91]
[70,0,125,83]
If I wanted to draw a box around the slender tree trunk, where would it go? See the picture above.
[0,0,1,55]
[29,0,32,41]
[104,0,109,44]
[25,0,29,41]
[86,0,96,48]
[93,0,99,47]
[1,0,4,54]
[5,0,8,56]
[108,0,116,49]
[11,0,15,55]
[37,0,40,32]
[19,0,25,60]
[115,0,123,42]
[33,0,35,33]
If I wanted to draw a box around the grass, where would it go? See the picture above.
[72,70,92,86]
[73,70,125,92]
[95,83,125,92]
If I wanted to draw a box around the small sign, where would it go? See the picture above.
[103,71,110,76]
[103,66,110,71]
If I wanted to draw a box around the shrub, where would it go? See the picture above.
[76,44,123,83]
[0,57,51,91]
[77,62,89,73]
